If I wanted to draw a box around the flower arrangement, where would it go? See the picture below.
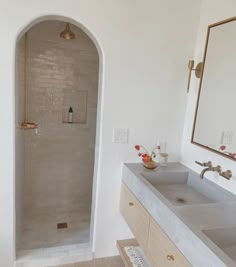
[135,145,161,169]
[219,145,236,158]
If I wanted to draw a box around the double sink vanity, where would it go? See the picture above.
[118,16,236,267]
[119,163,236,267]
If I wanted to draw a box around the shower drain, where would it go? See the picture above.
[57,222,68,229]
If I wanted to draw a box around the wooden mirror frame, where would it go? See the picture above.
[191,16,236,161]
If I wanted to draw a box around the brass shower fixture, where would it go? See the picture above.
[21,32,38,130]
[60,23,75,40]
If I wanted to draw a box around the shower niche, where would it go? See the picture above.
[62,89,88,124]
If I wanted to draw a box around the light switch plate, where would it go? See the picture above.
[222,131,234,145]
[112,128,129,144]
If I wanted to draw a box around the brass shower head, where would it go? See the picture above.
[60,23,75,40]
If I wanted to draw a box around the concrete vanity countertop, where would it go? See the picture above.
[122,163,236,267]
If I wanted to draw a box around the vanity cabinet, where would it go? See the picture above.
[120,182,192,267]
[147,218,191,267]
[120,183,150,252]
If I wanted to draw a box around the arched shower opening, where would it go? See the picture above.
[15,17,101,252]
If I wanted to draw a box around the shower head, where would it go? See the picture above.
[60,23,75,40]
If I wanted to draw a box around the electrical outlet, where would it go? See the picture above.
[112,128,129,144]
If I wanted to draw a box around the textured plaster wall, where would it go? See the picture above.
[0,1,201,266]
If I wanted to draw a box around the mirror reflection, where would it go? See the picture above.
[192,17,236,160]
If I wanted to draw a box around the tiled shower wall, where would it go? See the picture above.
[15,36,25,247]
[22,21,99,219]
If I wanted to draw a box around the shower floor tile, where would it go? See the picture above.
[19,209,90,250]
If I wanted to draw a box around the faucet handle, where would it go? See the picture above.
[220,170,232,180]
[212,165,222,173]
[195,161,212,167]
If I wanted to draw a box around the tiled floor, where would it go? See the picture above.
[18,208,91,250]
[52,256,125,267]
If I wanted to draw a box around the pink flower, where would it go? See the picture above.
[142,154,151,163]
[157,145,161,150]
[138,153,142,157]
[135,145,140,151]
[220,145,226,151]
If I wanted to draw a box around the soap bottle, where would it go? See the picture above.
[68,107,73,123]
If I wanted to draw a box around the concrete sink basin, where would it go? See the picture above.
[203,227,236,263]
[141,171,234,206]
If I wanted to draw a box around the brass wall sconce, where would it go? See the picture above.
[187,60,203,93]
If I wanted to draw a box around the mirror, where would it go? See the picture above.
[192,17,236,160]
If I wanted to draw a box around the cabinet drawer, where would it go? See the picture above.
[120,183,150,252]
[147,218,191,267]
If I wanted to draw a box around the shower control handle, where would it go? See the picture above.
[167,255,174,261]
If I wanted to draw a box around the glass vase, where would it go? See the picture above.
[143,160,158,169]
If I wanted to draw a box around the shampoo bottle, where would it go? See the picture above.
[68,107,73,123]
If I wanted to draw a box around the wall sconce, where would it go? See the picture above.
[187,60,203,93]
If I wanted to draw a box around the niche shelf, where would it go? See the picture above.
[62,122,83,125]
[62,90,88,124]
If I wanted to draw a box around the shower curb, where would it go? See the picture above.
[15,243,92,267]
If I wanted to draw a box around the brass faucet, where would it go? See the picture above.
[195,161,212,168]
[195,161,232,180]
[200,165,222,179]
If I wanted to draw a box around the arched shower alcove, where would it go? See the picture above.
[15,16,102,253]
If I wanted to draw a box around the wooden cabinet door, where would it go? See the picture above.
[120,183,150,252]
[147,218,192,267]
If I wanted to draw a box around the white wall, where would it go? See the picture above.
[181,0,236,195]
[0,1,200,266]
